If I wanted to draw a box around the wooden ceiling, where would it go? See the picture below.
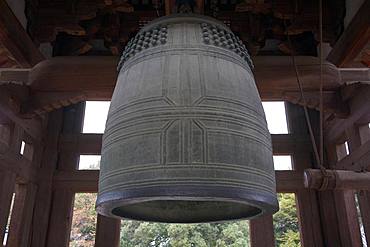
[1,0,369,67]
[0,0,369,123]
[27,0,345,57]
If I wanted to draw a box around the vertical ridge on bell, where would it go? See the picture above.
[97,14,278,223]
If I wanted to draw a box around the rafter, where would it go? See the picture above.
[0,0,44,67]
[327,0,370,67]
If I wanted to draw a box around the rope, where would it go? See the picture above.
[319,0,325,169]
[284,19,321,167]
[284,0,327,186]
[317,0,330,190]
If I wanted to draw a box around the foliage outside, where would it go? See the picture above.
[70,193,97,247]
[273,193,301,247]
[70,193,300,247]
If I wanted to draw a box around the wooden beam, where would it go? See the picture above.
[0,124,38,182]
[304,169,370,190]
[23,56,348,116]
[339,68,370,84]
[326,85,370,144]
[254,56,341,99]
[282,90,348,118]
[59,133,102,155]
[0,0,44,67]
[53,170,99,192]
[195,0,204,14]
[0,151,37,183]
[59,133,312,156]
[0,68,29,83]
[335,140,370,171]
[327,0,370,67]
[53,170,303,193]
[0,86,43,141]
[276,171,304,192]
[165,0,174,15]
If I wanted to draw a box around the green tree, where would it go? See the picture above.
[69,192,301,247]
[70,193,97,247]
[120,221,249,247]
[273,193,301,247]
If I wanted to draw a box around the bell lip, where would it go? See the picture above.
[139,13,232,34]
[96,185,279,223]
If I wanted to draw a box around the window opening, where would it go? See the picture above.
[20,141,25,155]
[82,101,110,133]
[3,193,15,246]
[344,141,350,155]
[262,101,289,134]
[336,141,350,161]
[120,220,250,246]
[78,155,101,170]
[273,193,301,247]
[273,155,293,170]
[70,193,97,247]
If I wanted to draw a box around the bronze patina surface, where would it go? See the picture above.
[96,14,278,223]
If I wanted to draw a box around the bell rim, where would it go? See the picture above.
[96,185,278,223]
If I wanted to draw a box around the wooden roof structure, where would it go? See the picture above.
[0,0,369,246]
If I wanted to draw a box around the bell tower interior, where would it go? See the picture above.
[0,0,369,246]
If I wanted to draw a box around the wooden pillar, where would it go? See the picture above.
[285,103,324,247]
[316,191,342,246]
[30,110,63,247]
[346,124,369,245]
[357,191,370,245]
[7,183,37,247]
[46,190,75,247]
[0,124,23,244]
[333,190,362,246]
[250,215,275,247]
[293,152,323,247]
[94,214,121,247]
[0,170,16,244]
[320,127,362,247]
[357,123,370,244]
[46,103,85,247]
[286,102,364,246]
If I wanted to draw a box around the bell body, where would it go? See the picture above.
[96,14,278,223]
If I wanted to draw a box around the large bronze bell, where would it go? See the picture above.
[96,14,278,223]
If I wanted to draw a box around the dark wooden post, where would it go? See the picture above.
[250,215,275,247]
[347,124,370,245]
[7,183,37,247]
[285,103,324,247]
[46,103,85,247]
[30,110,63,247]
[0,124,23,244]
[0,170,16,243]
[322,125,362,246]
[95,215,121,247]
